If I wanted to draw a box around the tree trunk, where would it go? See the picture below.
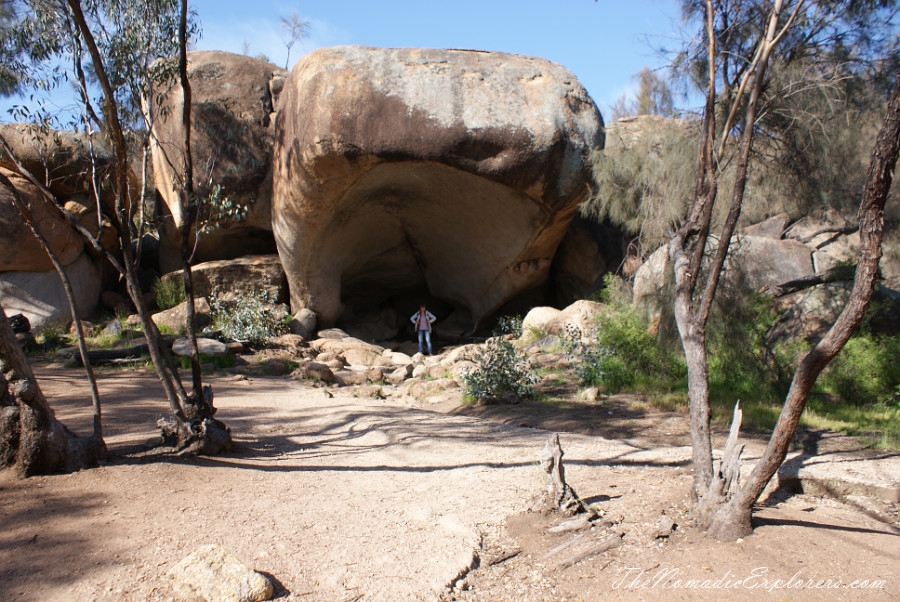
[65,0,230,455]
[0,172,103,439]
[0,302,106,476]
[670,0,788,512]
[706,67,900,540]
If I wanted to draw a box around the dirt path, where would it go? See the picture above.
[1,364,898,601]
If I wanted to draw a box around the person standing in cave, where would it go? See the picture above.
[410,304,437,355]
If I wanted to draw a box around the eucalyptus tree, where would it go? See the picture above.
[665,0,899,538]
[0,0,231,472]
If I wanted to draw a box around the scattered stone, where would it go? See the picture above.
[261,358,292,377]
[268,333,307,356]
[334,370,368,386]
[226,341,247,354]
[151,298,211,334]
[317,328,349,340]
[293,360,334,383]
[365,367,385,382]
[172,337,228,357]
[102,319,123,336]
[579,387,601,402]
[355,385,386,399]
[169,544,273,602]
[656,514,676,539]
[68,320,95,337]
[386,365,413,385]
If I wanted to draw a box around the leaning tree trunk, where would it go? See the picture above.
[705,66,900,540]
[0,171,103,439]
[0,302,106,477]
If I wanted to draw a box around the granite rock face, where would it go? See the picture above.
[150,50,288,271]
[273,46,604,334]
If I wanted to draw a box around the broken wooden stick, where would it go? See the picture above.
[557,532,625,570]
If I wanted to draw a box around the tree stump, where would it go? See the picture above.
[536,433,592,516]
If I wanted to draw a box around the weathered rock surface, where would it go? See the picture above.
[150,51,288,271]
[551,217,625,305]
[172,337,228,357]
[0,252,102,329]
[151,298,211,334]
[273,46,604,333]
[0,123,116,203]
[0,168,87,272]
[522,300,603,338]
[633,234,815,319]
[169,544,273,602]
[161,254,287,303]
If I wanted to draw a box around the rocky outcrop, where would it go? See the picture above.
[150,51,288,272]
[551,216,625,305]
[273,46,604,335]
[634,234,816,319]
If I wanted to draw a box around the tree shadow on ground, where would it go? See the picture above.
[0,474,107,598]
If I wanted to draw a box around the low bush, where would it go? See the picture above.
[209,291,288,346]
[153,278,185,310]
[462,336,538,400]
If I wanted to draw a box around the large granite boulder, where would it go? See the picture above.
[160,254,287,304]
[150,51,288,272]
[273,46,604,333]
[0,253,103,329]
[633,234,815,320]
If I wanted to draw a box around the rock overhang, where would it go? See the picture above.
[273,45,604,335]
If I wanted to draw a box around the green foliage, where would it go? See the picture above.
[817,334,900,407]
[561,279,685,394]
[0,0,194,130]
[209,291,288,347]
[462,336,538,400]
[493,314,523,338]
[584,118,699,252]
[609,66,676,121]
[153,278,185,311]
[35,323,66,348]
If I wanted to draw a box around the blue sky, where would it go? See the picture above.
[189,0,690,120]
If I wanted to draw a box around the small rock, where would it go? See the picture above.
[169,544,273,602]
[365,367,385,382]
[293,360,334,383]
[579,387,600,402]
[172,337,228,357]
[355,384,386,399]
[656,515,676,539]
[287,307,316,339]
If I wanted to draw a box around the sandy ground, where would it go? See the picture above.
[1,362,898,601]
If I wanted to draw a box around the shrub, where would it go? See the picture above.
[153,277,185,310]
[493,314,523,338]
[561,308,684,394]
[209,291,288,346]
[817,333,900,406]
[462,336,538,400]
[35,323,66,348]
